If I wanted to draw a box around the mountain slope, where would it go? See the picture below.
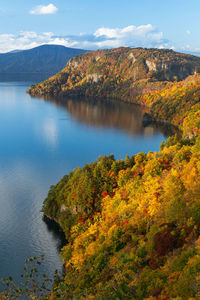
[26,47,200,299]
[40,72,200,299]
[28,47,200,98]
[0,45,86,80]
[41,76,200,298]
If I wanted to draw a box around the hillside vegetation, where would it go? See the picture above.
[25,48,200,299]
[41,137,200,299]
[28,47,200,99]
[143,74,200,138]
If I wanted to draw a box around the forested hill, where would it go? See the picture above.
[41,76,200,298]
[32,48,200,299]
[28,47,200,97]
[0,45,86,80]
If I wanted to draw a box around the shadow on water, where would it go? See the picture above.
[42,215,67,252]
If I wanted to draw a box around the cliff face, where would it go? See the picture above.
[27,47,200,101]
[145,58,196,81]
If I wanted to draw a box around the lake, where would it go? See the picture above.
[0,82,170,284]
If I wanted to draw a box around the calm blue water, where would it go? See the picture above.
[0,82,169,283]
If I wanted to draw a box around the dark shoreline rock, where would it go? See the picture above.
[142,112,181,137]
[142,112,172,127]
[142,112,153,126]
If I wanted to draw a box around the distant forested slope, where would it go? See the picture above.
[0,45,87,81]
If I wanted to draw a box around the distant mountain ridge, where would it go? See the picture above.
[0,45,87,81]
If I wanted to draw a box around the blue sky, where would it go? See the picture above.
[0,0,199,53]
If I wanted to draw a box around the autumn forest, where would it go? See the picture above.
[7,47,200,299]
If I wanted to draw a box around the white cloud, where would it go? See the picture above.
[30,3,58,15]
[95,24,157,39]
[186,30,191,36]
[0,31,54,52]
[180,44,200,55]
[93,24,165,49]
[0,24,173,53]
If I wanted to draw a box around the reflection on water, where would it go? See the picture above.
[36,95,175,138]
[42,118,58,148]
[57,97,145,135]
[0,82,172,286]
